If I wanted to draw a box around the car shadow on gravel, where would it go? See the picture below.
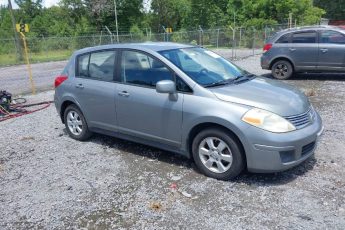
[88,133,194,169]
[237,156,317,186]
[80,131,317,186]
[261,73,345,81]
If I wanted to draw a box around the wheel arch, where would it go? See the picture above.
[186,122,247,166]
[59,98,84,124]
[269,57,295,71]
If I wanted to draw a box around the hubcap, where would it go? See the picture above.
[274,64,288,77]
[198,137,233,174]
[67,111,83,136]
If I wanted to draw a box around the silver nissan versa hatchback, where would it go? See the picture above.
[54,42,323,180]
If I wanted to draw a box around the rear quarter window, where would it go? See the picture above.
[77,54,90,78]
[276,33,291,43]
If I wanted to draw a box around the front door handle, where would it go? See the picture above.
[75,83,84,89]
[118,91,130,97]
[320,48,328,53]
[289,48,296,52]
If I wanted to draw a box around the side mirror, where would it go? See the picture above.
[156,80,176,94]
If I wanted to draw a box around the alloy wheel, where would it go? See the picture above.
[198,137,233,173]
[67,110,83,136]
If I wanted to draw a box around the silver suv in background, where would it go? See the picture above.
[54,42,323,180]
[261,26,345,79]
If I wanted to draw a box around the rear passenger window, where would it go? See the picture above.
[76,50,116,81]
[89,51,116,81]
[276,33,291,43]
[121,50,174,87]
[320,30,345,44]
[292,32,316,43]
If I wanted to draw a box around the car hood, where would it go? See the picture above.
[209,77,310,116]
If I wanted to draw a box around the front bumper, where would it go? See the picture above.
[244,111,323,173]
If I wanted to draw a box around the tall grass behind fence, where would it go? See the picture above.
[0,25,289,66]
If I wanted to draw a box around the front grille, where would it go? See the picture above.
[302,142,316,156]
[284,108,314,129]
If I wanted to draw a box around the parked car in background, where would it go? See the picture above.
[261,26,345,79]
[54,42,323,180]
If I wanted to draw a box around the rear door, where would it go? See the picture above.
[73,50,118,131]
[289,31,318,70]
[115,50,184,147]
[318,30,345,71]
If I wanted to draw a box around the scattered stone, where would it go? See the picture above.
[149,202,162,211]
[180,191,192,198]
[171,175,182,181]
[298,215,312,221]
[20,136,35,141]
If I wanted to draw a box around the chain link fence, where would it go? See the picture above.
[0,25,289,66]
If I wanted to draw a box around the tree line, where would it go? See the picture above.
[0,0,340,39]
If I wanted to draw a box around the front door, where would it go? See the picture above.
[115,50,183,147]
[318,30,345,71]
[73,50,118,131]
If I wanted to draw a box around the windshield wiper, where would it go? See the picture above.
[204,79,230,88]
[204,74,255,88]
[231,74,256,84]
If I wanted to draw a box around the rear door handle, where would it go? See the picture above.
[75,83,84,89]
[320,48,328,53]
[289,48,296,52]
[118,91,130,97]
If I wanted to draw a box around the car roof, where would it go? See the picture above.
[278,25,344,34]
[74,42,195,55]
[269,25,345,42]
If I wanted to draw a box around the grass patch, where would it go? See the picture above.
[0,49,72,67]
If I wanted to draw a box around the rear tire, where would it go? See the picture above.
[192,128,245,180]
[271,60,293,80]
[64,105,92,141]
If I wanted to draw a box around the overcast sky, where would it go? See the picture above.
[0,0,151,9]
[0,0,59,8]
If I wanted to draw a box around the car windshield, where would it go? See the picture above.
[159,47,251,87]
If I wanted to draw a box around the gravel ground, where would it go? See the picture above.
[1,54,345,229]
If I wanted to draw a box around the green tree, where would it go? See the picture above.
[227,0,325,28]
[151,0,191,32]
[314,0,345,20]
[14,0,42,22]
[188,0,228,28]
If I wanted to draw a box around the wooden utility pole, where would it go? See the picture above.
[8,0,22,61]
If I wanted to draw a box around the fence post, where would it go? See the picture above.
[216,28,220,48]
[198,25,203,46]
[105,26,113,44]
[252,26,256,56]
[229,26,235,59]
[239,27,242,47]
[145,28,149,41]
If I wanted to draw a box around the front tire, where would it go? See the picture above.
[64,105,92,141]
[271,60,293,80]
[192,128,245,180]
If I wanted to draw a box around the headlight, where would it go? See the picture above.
[242,108,296,133]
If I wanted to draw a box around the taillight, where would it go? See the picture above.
[263,43,273,52]
[54,75,68,88]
